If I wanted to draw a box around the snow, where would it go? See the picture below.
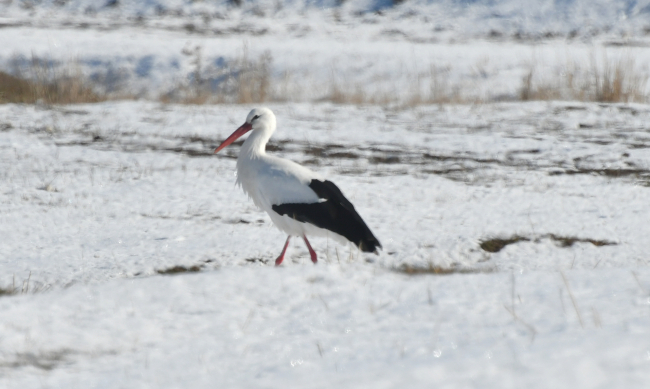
[2,265,650,388]
[2,0,650,386]
[2,101,650,387]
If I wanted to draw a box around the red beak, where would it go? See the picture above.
[214,122,253,154]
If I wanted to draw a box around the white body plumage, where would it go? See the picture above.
[214,107,381,265]
[233,109,346,243]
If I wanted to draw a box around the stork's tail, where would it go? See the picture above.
[273,179,382,255]
[358,234,382,254]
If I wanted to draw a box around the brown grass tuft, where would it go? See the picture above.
[0,56,103,104]
[520,53,648,103]
[0,272,50,297]
[235,49,272,104]
[0,71,35,104]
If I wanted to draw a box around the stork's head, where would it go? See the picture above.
[214,107,276,153]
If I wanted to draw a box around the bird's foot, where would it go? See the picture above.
[275,236,291,267]
[275,255,284,266]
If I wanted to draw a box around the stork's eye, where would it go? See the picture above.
[252,115,261,121]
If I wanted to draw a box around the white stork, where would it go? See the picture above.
[214,108,381,266]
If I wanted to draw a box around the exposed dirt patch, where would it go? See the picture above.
[480,234,616,253]
[549,167,650,178]
[45,121,650,187]
[0,287,16,297]
[303,144,354,158]
[156,259,216,275]
[140,213,221,222]
[0,349,75,371]
[553,106,588,114]
[480,236,530,253]
[157,265,203,275]
[395,264,495,275]
[222,218,265,225]
[54,132,293,159]
[245,257,269,264]
[546,234,616,248]
[369,155,401,164]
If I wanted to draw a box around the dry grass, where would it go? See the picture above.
[324,65,468,107]
[163,51,475,107]
[235,49,271,103]
[326,51,647,106]
[2,47,646,107]
[0,272,50,298]
[1,56,103,104]
[520,53,648,103]
[158,49,648,105]
[0,71,35,104]
[161,44,272,104]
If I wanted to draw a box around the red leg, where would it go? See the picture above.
[275,236,291,266]
[303,235,318,264]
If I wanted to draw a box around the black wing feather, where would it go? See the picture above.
[272,179,382,253]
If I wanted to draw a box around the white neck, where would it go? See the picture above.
[234,108,277,192]
[238,116,276,159]
[240,128,270,158]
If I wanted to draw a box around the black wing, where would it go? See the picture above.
[272,179,382,253]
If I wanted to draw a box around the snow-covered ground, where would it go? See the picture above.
[2,0,650,387]
[2,101,650,387]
